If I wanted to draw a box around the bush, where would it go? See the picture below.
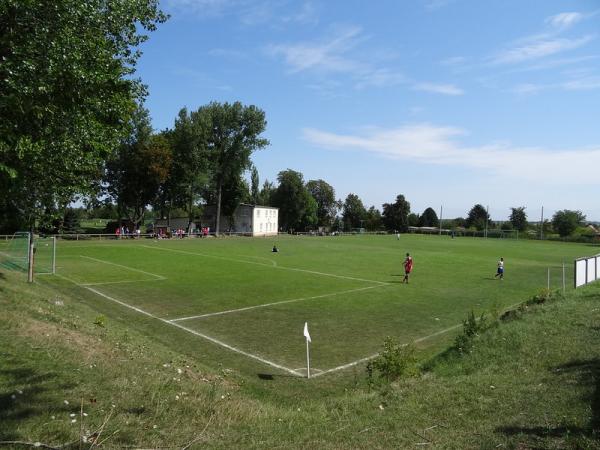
[454,310,487,354]
[366,337,416,384]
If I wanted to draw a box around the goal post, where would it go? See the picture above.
[0,232,56,279]
[574,254,600,289]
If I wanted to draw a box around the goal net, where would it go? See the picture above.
[0,232,30,271]
[0,232,56,275]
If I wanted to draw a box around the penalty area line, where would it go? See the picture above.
[79,255,166,280]
[52,273,301,377]
[169,285,385,322]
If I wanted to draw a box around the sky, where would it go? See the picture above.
[135,0,600,221]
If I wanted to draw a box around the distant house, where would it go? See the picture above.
[202,204,279,236]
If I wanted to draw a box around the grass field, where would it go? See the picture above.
[23,233,596,379]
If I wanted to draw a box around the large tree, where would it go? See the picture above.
[509,207,528,232]
[203,102,269,235]
[0,0,166,230]
[272,169,313,231]
[419,207,439,227]
[104,105,171,229]
[465,204,489,230]
[342,194,367,231]
[306,179,338,227]
[364,206,383,231]
[382,195,411,232]
[552,210,586,237]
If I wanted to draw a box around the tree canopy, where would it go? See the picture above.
[0,0,166,229]
[552,210,586,237]
[272,169,313,231]
[419,207,439,227]
[465,204,489,230]
[342,194,367,230]
[509,207,528,231]
[382,195,411,232]
[306,179,338,227]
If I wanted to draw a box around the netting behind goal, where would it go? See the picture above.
[34,236,56,274]
[0,232,30,271]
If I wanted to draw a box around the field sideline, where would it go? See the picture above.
[26,234,596,378]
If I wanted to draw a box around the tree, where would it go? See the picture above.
[258,180,275,206]
[306,179,338,228]
[165,107,212,228]
[250,166,260,204]
[364,206,382,231]
[509,207,528,231]
[465,204,489,230]
[272,169,313,231]
[104,105,172,229]
[342,194,367,231]
[0,0,166,230]
[552,210,586,237]
[203,102,269,235]
[419,207,439,227]
[408,213,420,227]
[382,195,411,232]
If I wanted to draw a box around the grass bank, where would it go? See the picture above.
[1,268,599,448]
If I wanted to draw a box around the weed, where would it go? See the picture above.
[366,337,416,385]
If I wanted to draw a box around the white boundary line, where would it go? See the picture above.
[169,285,384,322]
[80,255,165,280]
[53,273,302,377]
[140,244,389,286]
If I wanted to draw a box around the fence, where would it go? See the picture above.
[574,254,600,288]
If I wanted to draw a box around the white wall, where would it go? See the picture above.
[253,207,278,236]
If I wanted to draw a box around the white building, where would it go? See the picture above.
[202,204,279,236]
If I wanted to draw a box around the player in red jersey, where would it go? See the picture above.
[402,253,413,284]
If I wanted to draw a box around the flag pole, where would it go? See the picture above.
[306,338,310,379]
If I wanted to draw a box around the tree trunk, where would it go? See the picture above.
[188,183,194,234]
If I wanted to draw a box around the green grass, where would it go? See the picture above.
[24,234,595,379]
[1,245,600,448]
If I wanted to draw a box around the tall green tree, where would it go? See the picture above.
[272,169,313,231]
[306,179,338,227]
[419,207,439,227]
[364,206,383,231]
[167,107,212,228]
[0,0,166,230]
[202,102,269,235]
[250,166,260,204]
[465,204,489,230]
[382,195,411,232]
[509,207,528,232]
[258,180,275,206]
[552,210,586,237]
[104,105,172,228]
[342,194,367,231]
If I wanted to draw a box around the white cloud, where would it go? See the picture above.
[266,26,365,74]
[303,124,600,184]
[425,0,455,11]
[491,35,594,65]
[413,82,464,96]
[546,12,584,30]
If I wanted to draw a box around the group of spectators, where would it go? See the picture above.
[115,226,141,239]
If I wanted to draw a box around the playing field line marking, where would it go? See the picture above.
[311,300,528,378]
[51,273,301,377]
[169,285,384,322]
[141,245,389,286]
[79,255,166,280]
[80,278,165,287]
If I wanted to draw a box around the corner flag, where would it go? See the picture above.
[303,322,311,343]
[303,322,311,378]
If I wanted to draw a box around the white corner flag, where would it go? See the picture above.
[303,322,311,343]
[303,322,311,378]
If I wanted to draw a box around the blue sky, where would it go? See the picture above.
[136,0,600,221]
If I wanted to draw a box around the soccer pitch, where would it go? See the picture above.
[39,234,595,378]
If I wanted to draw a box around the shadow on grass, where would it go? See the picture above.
[0,362,71,441]
[496,358,600,441]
